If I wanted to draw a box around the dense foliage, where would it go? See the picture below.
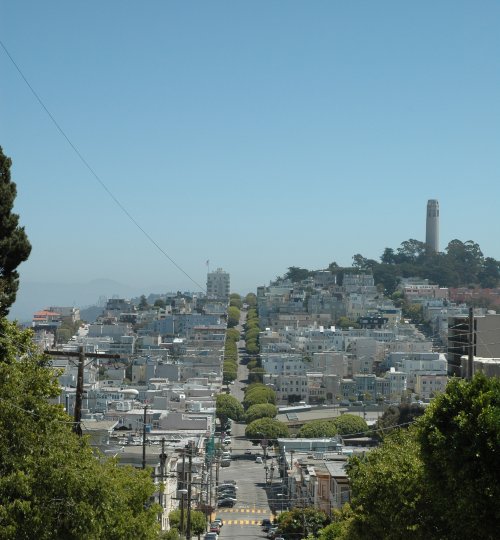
[297,419,338,438]
[278,238,500,296]
[0,320,160,539]
[168,509,206,537]
[332,414,369,436]
[243,383,276,410]
[227,305,240,328]
[417,375,500,539]
[245,417,289,441]
[245,403,278,423]
[374,402,426,439]
[0,147,32,317]
[223,328,239,384]
[277,507,330,538]
[315,374,500,540]
[216,394,244,424]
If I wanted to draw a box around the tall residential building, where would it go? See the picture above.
[425,199,439,253]
[206,268,230,300]
[447,313,500,376]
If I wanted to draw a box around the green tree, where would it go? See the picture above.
[0,319,160,539]
[246,339,259,355]
[216,394,244,425]
[227,306,240,328]
[159,530,180,540]
[226,327,240,342]
[248,367,266,384]
[244,292,257,308]
[229,294,243,309]
[243,385,276,409]
[332,414,368,436]
[334,375,500,540]
[222,363,237,384]
[245,403,278,423]
[336,317,360,330]
[138,294,149,310]
[417,374,500,540]
[297,419,338,438]
[245,327,260,342]
[285,266,311,283]
[343,429,431,540]
[168,509,206,538]
[479,257,500,288]
[0,147,32,317]
[277,507,330,538]
[153,298,166,309]
[245,417,289,441]
[374,403,426,439]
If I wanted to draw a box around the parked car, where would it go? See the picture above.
[218,483,238,490]
[213,517,224,527]
[209,522,221,534]
[218,497,237,505]
[261,518,272,531]
[255,456,263,463]
[217,498,235,508]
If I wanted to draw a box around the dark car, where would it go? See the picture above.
[217,499,234,508]
[261,518,272,531]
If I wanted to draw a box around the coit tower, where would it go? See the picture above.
[425,199,439,253]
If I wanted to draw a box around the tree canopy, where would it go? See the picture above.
[417,375,500,539]
[297,419,338,438]
[278,237,500,298]
[216,394,244,424]
[277,507,330,538]
[0,147,31,317]
[243,384,276,410]
[168,509,206,537]
[227,306,240,328]
[332,414,369,436]
[0,319,161,539]
[245,403,278,423]
[328,374,500,540]
[245,417,289,441]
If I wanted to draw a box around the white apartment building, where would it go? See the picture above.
[206,268,230,300]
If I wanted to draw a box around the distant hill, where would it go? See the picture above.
[8,279,144,323]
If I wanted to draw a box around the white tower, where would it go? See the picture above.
[425,199,439,253]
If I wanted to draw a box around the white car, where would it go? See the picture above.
[255,456,263,464]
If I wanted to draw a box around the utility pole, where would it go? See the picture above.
[468,307,474,380]
[159,438,167,509]
[46,347,120,436]
[142,405,148,469]
[180,450,186,539]
[186,443,193,540]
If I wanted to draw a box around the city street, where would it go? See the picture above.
[210,314,277,539]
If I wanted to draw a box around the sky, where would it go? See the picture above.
[1,1,499,318]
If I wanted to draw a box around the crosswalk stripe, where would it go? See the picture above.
[216,507,267,513]
[225,519,264,525]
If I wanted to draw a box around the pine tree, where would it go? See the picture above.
[0,146,31,317]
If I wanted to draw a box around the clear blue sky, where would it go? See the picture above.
[1,1,499,310]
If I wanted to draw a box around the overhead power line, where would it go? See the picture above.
[0,39,206,293]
